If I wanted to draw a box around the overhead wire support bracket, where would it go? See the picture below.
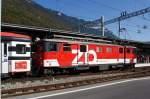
[104,7,150,25]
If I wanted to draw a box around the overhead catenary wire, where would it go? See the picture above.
[54,0,106,20]
[86,0,122,12]
[142,15,150,22]
[53,0,150,41]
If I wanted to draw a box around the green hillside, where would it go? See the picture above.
[2,0,118,38]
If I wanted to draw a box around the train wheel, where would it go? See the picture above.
[44,69,55,76]
[32,66,44,76]
[131,64,135,68]
[31,61,43,76]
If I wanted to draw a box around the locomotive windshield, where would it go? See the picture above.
[44,42,58,51]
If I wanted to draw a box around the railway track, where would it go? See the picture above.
[1,69,128,86]
[1,68,136,83]
[2,67,150,98]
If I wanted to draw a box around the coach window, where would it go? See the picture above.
[80,45,86,52]
[63,44,71,51]
[106,47,112,53]
[119,48,123,54]
[127,48,130,53]
[16,44,26,54]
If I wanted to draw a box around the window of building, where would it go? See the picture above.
[106,47,112,53]
[119,48,123,53]
[16,44,26,54]
[80,45,86,52]
[63,44,71,51]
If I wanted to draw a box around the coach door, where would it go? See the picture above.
[1,42,9,74]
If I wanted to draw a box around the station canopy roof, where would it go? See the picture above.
[1,22,150,49]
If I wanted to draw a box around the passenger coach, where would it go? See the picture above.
[1,32,31,78]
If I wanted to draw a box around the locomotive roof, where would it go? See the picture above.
[40,38,136,48]
[1,32,31,39]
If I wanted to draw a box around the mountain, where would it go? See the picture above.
[2,0,118,39]
[146,42,150,44]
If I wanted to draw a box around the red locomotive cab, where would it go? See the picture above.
[32,41,60,68]
[42,41,60,67]
[124,46,137,66]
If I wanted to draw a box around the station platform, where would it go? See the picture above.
[135,63,150,67]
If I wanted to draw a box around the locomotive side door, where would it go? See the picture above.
[118,47,124,64]
[79,45,87,65]
[1,42,9,75]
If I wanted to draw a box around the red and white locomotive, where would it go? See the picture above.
[1,32,31,78]
[32,33,137,75]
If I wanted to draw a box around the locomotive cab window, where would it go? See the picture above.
[63,44,71,51]
[45,42,58,51]
[16,44,26,54]
[80,45,86,52]
[127,48,130,53]
[119,48,123,54]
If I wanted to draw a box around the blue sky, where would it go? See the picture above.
[34,0,150,41]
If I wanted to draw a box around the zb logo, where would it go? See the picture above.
[72,49,97,65]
